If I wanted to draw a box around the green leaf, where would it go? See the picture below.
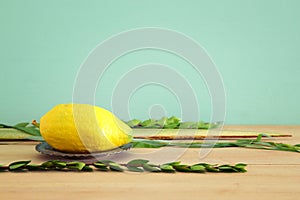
[93,162,109,171]
[157,117,168,128]
[190,164,206,173]
[14,122,30,127]
[0,124,11,128]
[67,161,86,171]
[163,161,181,166]
[109,162,124,172]
[173,165,191,172]
[219,165,239,172]
[94,166,109,171]
[202,164,220,172]
[9,160,31,170]
[141,119,156,128]
[132,140,168,148]
[41,160,66,169]
[82,165,93,172]
[27,164,45,171]
[179,122,198,129]
[234,163,247,172]
[97,160,116,165]
[41,161,56,168]
[243,144,271,149]
[255,134,264,142]
[142,164,161,172]
[160,164,176,173]
[127,159,149,167]
[127,166,144,172]
[213,142,239,148]
[164,116,180,129]
[12,126,41,136]
[93,161,108,168]
[126,119,141,127]
[252,141,275,147]
[235,163,247,168]
[52,161,67,169]
[0,123,41,137]
[24,135,44,141]
[197,121,211,129]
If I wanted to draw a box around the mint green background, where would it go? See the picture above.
[0,0,299,124]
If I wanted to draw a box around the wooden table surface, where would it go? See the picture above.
[0,125,299,200]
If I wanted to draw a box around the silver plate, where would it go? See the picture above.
[35,142,132,158]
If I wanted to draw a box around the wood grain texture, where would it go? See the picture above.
[0,127,293,141]
[0,125,299,200]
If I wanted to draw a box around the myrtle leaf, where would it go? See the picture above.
[197,164,220,172]
[41,161,56,168]
[67,161,86,171]
[163,161,181,166]
[127,166,144,172]
[108,162,124,172]
[190,164,206,173]
[9,160,31,171]
[93,162,109,171]
[82,165,93,172]
[27,164,45,171]
[97,160,114,165]
[219,165,239,172]
[143,164,161,172]
[52,161,67,169]
[173,165,191,172]
[160,164,176,173]
[127,159,149,167]
[233,163,247,172]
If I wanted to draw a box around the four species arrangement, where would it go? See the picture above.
[1,104,299,174]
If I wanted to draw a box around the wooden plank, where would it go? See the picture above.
[0,165,299,200]
[0,125,299,200]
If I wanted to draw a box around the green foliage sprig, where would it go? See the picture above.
[0,159,247,173]
[1,122,299,153]
[133,134,300,153]
[126,116,219,129]
[0,117,216,140]
[0,122,41,136]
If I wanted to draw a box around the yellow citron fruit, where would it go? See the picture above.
[39,104,132,153]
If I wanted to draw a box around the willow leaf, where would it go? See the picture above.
[14,122,30,127]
